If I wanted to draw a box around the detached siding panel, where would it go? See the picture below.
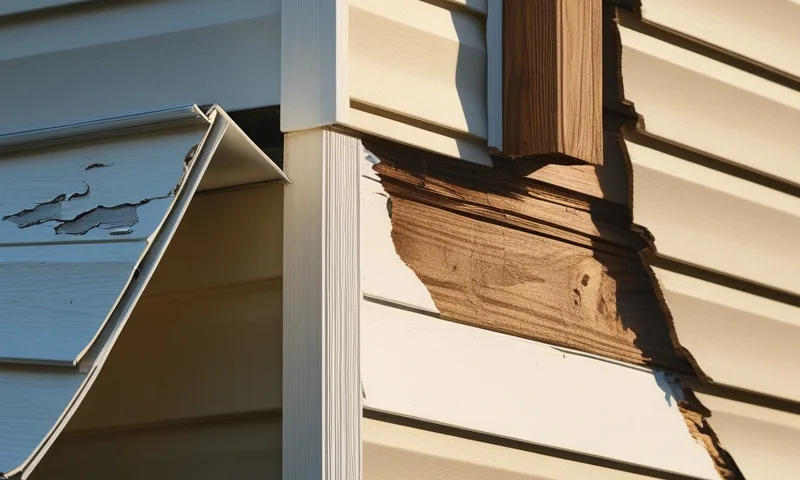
[0,0,281,134]
[0,126,202,364]
[0,106,285,477]
[69,185,284,432]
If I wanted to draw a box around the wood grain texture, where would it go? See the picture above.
[502,0,602,164]
[366,139,691,373]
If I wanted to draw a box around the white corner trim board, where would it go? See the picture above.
[361,300,720,480]
[282,129,362,480]
[281,0,349,131]
[0,105,287,479]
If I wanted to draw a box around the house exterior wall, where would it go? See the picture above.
[613,1,800,478]
[0,0,282,135]
[28,183,285,479]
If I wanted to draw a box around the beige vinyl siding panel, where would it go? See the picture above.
[694,392,800,480]
[638,0,800,79]
[618,5,800,479]
[30,415,282,480]
[363,419,665,480]
[348,0,488,163]
[627,141,800,297]
[0,0,281,134]
[654,267,800,403]
[618,25,800,187]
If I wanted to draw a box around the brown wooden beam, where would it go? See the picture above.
[501,0,602,165]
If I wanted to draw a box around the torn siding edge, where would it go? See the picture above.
[361,147,439,314]
[608,6,745,479]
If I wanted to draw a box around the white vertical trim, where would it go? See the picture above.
[283,128,361,480]
[487,0,503,151]
[281,0,349,132]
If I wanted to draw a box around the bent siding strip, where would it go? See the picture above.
[0,106,286,478]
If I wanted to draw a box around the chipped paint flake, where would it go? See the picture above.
[2,168,172,236]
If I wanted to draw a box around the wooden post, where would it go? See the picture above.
[496,0,602,165]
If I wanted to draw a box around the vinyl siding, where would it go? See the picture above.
[26,184,284,479]
[0,107,285,478]
[359,152,718,479]
[348,0,490,165]
[0,0,281,134]
[615,2,800,478]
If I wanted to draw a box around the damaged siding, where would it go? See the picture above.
[0,106,286,478]
[359,146,720,478]
[612,1,800,478]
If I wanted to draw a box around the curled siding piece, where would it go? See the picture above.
[0,105,287,479]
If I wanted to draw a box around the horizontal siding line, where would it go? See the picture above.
[647,255,800,309]
[625,130,800,198]
[363,294,441,318]
[0,0,98,21]
[0,237,145,249]
[350,100,485,143]
[0,360,75,370]
[142,277,282,302]
[362,294,675,377]
[617,9,800,92]
[194,178,285,197]
[684,378,800,417]
[364,409,705,480]
[417,0,487,17]
[64,408,281,438]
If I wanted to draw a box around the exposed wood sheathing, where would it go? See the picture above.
[364,137,691,374]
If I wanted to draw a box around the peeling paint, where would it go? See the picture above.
[84,163,111,170]
[54,203,143,235]
[2,181,169,236]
